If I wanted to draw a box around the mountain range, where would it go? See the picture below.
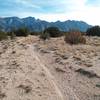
[0,17,92,32]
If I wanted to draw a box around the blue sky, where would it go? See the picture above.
[0,0,100,25]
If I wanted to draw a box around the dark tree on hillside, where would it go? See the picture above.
[14,27,29,37]
[43,27,61,37]
[86,26,100,36]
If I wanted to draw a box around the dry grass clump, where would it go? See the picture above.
[65,31,86,44]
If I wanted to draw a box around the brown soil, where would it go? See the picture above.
[0,36,100,100]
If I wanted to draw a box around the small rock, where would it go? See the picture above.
[75,68,100,78]
[55,67,66,73]
[0,51,2,55]
[55,58,61,63]
[96,84,100,88]
[17,84,32,93]
[55,57,66,65]
[12,51,16,54]
[73,55,81,61]
[84,63,93,67]
[61,54,69,59]
[49,47,57,51]
[40,49,50,53]
[3,45,8,50]
[0,91,6,99]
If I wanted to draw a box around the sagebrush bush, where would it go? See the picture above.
[0,31,8,41]
[11,32,16,39]
[7,32,16,39]
[14,27,29,37]
[65,31,86,44]
[40,32,50,40]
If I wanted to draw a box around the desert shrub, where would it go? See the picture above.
[86,26,100,36]
[7,32,16,39]
[44,27,61,37]
[30,31,40,35]
[14,27,29,37]
[65,30,86,44]
[0,30,8,41]
[10,32,16,39]
[81,32,86,35]
[40,32,50,40]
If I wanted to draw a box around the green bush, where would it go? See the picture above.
[14,27,29,37]
[43,27,61,37]
[86,26,100,36]
[65,30,86,44]
[40,32,50,40]
[0,31,8,41]
[7,32,16,39]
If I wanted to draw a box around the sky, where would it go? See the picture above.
[0,0,100,25]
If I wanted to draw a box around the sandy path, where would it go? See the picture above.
[30,44,80,100]
[29,45,64,100]
[33,36,100,100]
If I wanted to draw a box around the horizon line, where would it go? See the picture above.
[0,16,93,25]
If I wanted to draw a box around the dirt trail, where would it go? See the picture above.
[30,44,80,100]
[32,36,100,100]
[29,45,64,100]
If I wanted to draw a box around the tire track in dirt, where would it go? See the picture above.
[29,44,80,100]
[29,45,64,100]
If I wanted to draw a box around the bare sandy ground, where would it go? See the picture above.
[32,36,100,100]
[0,38,63,100]
[0,36,100,100]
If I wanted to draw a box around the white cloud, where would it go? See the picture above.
[14,0,100,25]
[2,0,100,25]
[14,0,40,8]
